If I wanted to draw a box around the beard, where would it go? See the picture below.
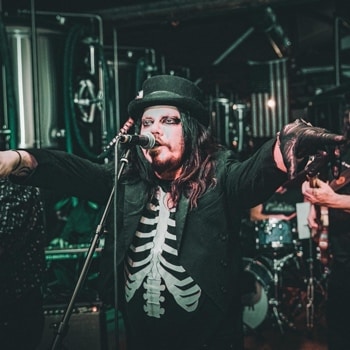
[149,151,183,179]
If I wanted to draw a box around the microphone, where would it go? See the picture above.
[118,133,156,149]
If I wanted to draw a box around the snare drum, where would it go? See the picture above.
[241,257,273,329]
[255,219,295,253]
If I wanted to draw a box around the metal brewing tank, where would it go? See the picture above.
[5,25,64,149]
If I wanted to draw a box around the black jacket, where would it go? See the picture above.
[12,139,286,312]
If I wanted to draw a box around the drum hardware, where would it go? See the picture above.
[268,253,297,334]
[306,276,314,329]
[304,236,330,330]
[242,254,296,333]
[254,217,301,332]
[304,236,315,330]
[243,232,330,335]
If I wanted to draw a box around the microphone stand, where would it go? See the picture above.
[50,141,130,350]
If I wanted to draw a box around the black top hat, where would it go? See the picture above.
[127,75,208,125]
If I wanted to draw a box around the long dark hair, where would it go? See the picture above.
[127,110,223,209]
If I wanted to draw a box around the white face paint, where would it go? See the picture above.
[140,106,185,180]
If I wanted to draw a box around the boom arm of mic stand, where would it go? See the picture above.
[50,142,130,350]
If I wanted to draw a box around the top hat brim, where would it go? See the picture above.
[128,91,208,125]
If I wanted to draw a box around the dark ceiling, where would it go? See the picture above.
[2,0,350,116]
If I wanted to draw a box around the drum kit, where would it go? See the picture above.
[241,218,328,334]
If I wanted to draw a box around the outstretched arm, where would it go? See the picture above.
[274,119,345,180]
[273,136,287,173]
[0,148,113,203]
[0,150,37,178]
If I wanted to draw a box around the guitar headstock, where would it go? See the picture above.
[305,151,329,179]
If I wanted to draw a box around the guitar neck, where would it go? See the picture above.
[308,175,330,265]
[309,176,318,189]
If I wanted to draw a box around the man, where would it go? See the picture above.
[302,145,350,350]
[0,178,46,350]
[0,75,344,350]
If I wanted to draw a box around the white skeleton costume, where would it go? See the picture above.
[125,186,201,318]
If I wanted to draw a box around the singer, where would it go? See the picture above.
[0,75,344,350]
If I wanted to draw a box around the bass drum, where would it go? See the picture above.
[241,256,273,330]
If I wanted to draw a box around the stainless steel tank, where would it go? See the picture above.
[5,25,64,149]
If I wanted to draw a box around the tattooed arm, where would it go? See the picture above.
[0,150,37,178]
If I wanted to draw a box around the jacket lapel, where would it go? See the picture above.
[120,180,189,253]
[175,194,190,250]
[120,180,149,252]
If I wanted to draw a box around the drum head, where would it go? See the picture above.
[243,279,269,329]
[242,257,272,329]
